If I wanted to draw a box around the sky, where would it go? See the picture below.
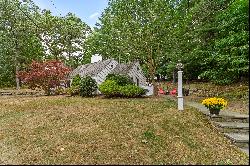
[32,0,109,27]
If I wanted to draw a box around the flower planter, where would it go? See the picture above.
[209,108,220,116]
[202,97,228,116]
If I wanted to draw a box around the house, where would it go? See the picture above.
[69,55,153,95]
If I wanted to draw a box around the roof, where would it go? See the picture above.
[70,59,112,78]
[110,63,135,75]
[70,60,141,79]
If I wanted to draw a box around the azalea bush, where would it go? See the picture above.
[202,97,228,110]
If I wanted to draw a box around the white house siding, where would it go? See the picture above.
[128,63,147,87]
[94,77,102,85]
[95,60,118,85]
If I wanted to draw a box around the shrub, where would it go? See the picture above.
[79,76,97,97]
[68,74,81,96]
[119,85,146,97]
[106,74,133,86]
[99,80,120,97]
[55,87,65,95]
[71,74,81,87]
[99,80,146,98]
[66,86,80,96]
[18,60,71,95]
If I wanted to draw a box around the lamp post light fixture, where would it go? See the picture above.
[176,60,184,71]
[176,60,184,111]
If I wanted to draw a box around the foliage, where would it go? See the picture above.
[54,87,65,95]
[85,0,181,95]
[71,74,81,87]
[99,79,146,98]
[18,60,71,95]
[198,0,249,84]
[119,85,146,98]
[105,74,133,86]
[40,11,91,68]
[99,80,120,97]
[1,0,248,88]
[0,0,44,88]
[201,97,228,111]
[66,85,80,96]
[68,74,82,96]
[86,0,248,86]
[79,76,97,97]
[0,0,90,88]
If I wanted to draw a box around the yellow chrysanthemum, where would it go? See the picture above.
[201,97,228,110]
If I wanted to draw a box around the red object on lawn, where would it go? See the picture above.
[158,88,165,94]
[170,88,177,95]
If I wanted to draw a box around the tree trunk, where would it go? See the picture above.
[14,36,20,90]
[148,63,157,96]
[147,47,158,96]
[11,24,20,90]
[15,64,20,90]
[172,71,176,84]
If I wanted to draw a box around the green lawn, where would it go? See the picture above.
[0,96,248,165]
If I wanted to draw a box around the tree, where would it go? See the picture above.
[18,60,71,95]
[200,0,249,84]
[0,0,91,88]
[85,0,178,96]
[162,0,248,84]
[0,0,44,88]
[39,10,92,68]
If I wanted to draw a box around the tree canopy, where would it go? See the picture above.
[0,0,90,88]
[0,0,248,90]
[86,0,249,88]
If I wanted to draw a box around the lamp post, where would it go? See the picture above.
[176,60,184,111]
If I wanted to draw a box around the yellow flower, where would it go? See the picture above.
[201,97,228,110]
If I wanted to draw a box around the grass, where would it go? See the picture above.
[0,95,248,165]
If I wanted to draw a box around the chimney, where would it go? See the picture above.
[91,54,102,63]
